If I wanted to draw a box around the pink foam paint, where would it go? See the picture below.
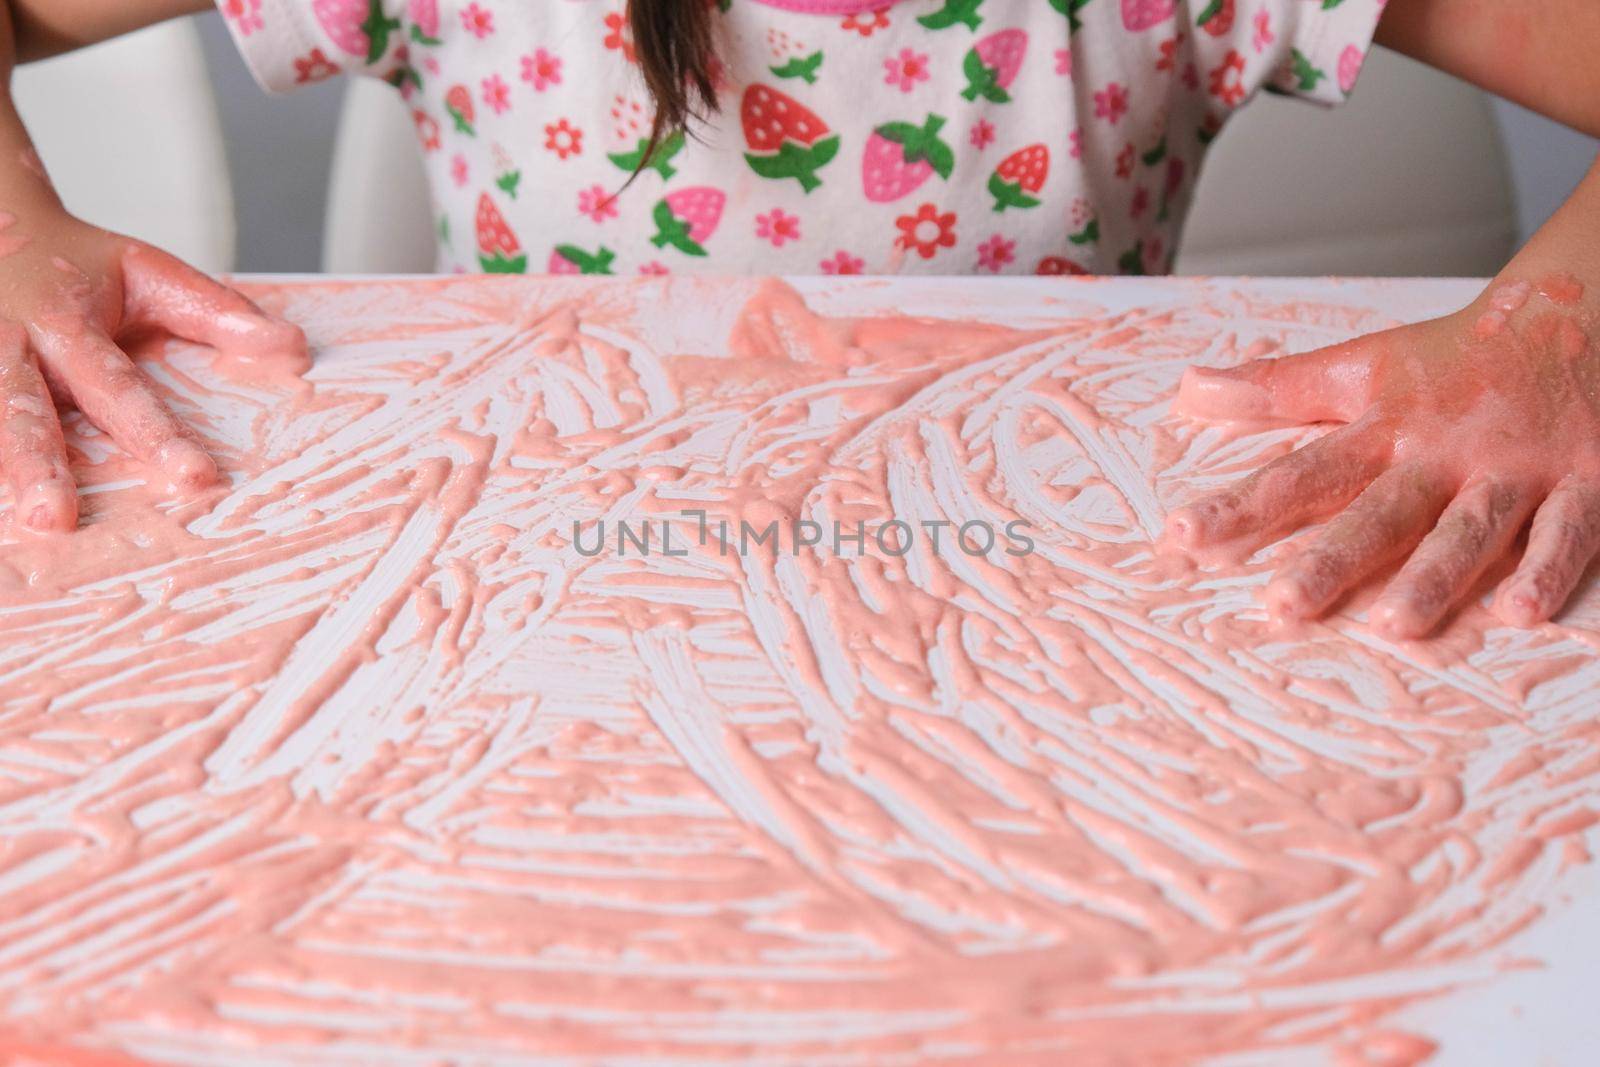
[0,276,1597,1064]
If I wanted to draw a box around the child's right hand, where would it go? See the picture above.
[0,198,308,533]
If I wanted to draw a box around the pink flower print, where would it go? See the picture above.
[976,234,1015,273]
[223,0,263,35]
[482,74,511,115]
[1252,9,1275,53]
[639,261,670,276]
[821,250,865,274]
[294,48,338,84]
[841,9,889,36]
[424,57,441,75]
[969,119,996,151]
[1114,143,1135,179]
[461,3,494,38]
[1209,50,1247,107]
[884,48,931,93]
[756,209,801,247]
[413,109,441,152]
[522,48,562,91]
[1094,82,1129,124]
[1130,186,1150,219]
[450,153,469,187]
[1069,128,1084,160]
[1055,48,1072,77]
[577,184,619,223]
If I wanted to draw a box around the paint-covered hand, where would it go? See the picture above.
[1167,276,1600,637]
[0,211,308,533]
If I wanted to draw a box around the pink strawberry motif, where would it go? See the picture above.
[1120,0,1175,32]
[651,187,725,257]
[961,29,1027,103]
[741,85,839,194]
[548,245,616,275]
[1337,45,1365,94]
[988,144,1048,211]
[475,194,526,273]
[409,0,441,44]
[314,0,400,64]
[862,114,955,204]
[445,84,475,136]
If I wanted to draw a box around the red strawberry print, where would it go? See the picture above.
[445,84,476,136]
[988,144,1048,211]
[961,29,1027,103]
[410,0,442,44]
[1197,0,1235,37]
[1036,256,1088,275]
[1121,0,1175,32]
[548,245,616,275]
[651,187,725,257]
[314,0,399,64]
[475,194,526,273]
[862,114,955,203]
[741,85,839,194]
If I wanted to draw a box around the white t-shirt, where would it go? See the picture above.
[218,0,1385,275]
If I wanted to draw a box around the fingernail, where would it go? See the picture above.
[1264,577,1314,620]
[1369,599,1426,640]
[156,440,219,491]
[1175,366,1270,419]
[1496,587,1544,628]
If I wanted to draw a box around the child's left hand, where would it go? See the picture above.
[1166,272,1600,638]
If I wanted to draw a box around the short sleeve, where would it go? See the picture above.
[215,0,411,94]
[1183,0,1388,113]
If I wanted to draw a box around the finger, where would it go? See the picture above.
[0,323,75,531]
[1493,476,1600,627]
[1165,420,1389,551]
[1264,464,1454,621]
[1176,332,1386,424]
[120,241,309,372]
[32,326,217,492]
[1368,475,1538,639]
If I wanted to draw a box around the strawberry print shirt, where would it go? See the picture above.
[218,0,1385,276]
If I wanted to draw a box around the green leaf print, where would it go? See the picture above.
[744,135,840,194]
[960,50,1010,103]
[1141,137,1167,167]
[410,25,442,47]
[362,0,402,65]
[1069,218,1099,245]
[879,115,956,178]
[1288,49,1327,92]
[650,202,708,257]
[608,130,686,180]
[555,245,615,275]
[770,51,824,85]
[1118,242,1146,276]
[479,251,528,274]
[497,170,522,199]
[1049,0,1096,34]
[918,0,984,32]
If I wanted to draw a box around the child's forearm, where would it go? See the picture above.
[1377,0,1600,137]
[2,0,208,64]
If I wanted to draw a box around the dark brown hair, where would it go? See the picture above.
[628,0,721,156]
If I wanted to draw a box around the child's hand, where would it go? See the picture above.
[1166,276,1600,637]
[0,204,307,533]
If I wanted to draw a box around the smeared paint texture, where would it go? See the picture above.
[1,277,1598,1065]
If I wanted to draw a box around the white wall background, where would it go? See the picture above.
[191,12,1594,274]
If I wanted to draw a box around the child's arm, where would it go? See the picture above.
[0,0,305,533]
[1169,1,1600,636]
[5,0,209,62]
[1375,0,1600,139]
